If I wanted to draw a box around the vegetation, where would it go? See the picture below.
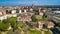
[29,30,42,34]
[6,29,14,34]
[9,17,17,32]
[17,23,25,28]
[0,17,17,32]
[56,22,60,27]
[0,31,2,34]
[4,17,17,32]
[0,15,49,34]
[44,31,52,34]
[31,14,48,22]
[31,15,37,22]
[0,22,9,31]
[36,17,48,21]
[9,17,17,25]
[37,18,44,21]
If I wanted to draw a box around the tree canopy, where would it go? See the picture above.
[0,22,9,31]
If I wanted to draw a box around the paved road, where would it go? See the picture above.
[47,11,60,22]
[47,11,60,34]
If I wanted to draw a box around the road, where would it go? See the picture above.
[50,27,60,34]
[47,11,60,34]
[47,11,60,22]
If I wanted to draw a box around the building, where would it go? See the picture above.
[30,8,33,11]
[35,12,44,18]
[17,14,31,22]
[11,10,16,14]
[0,11,2,16]
[0,8,7,21]
[37,21,44,29]
[47,21,55,28]
[6,9,17,17]
[19,10,22,13]
[0,8,17,21]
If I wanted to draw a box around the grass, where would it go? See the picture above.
[44,30,51,34]
[29,30,42,34]
[0,31,2,34]
[37,17,48,21]
[17,23,25,28]
[6,29,14,34]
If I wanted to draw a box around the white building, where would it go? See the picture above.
[0,9,17,21]
[11,10,16,14]
[0,15,7,21]
[19,10,22,13]
[24,9,27,12]
[6,14,17,18]
[53,11,60,14]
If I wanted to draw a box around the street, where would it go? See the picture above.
[50,27,60,34]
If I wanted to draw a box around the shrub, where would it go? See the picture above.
[17,23,25,28]
[0,23,9,31]
[30,30,42,34]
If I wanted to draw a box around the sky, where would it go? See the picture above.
[0,0,60,6]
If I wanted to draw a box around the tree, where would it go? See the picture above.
[0,22,9,31]
[2,17,17,31]
[7,17,17,32]
[37,17,48,21]
[17,23,25,28]
[9,17,17,26]
[56,22,60,27]
[2,17,17,32]
[31,15,37,22]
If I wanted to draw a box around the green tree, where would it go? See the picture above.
[0,22,9,31]
[31,15,37,22]
[9,17,17,31]
[7,17,17,32]
[2,17,17,32]
[37,17,48,21]
[56,22,60,27]
[17,23,25,28]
